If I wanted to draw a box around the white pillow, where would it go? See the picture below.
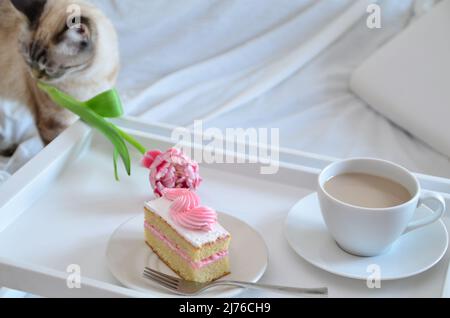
[350,0,450,159]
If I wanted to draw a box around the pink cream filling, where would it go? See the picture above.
[144,221,228,269]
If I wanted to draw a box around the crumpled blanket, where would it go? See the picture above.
[0,99,43,183]
[0,0,445,188]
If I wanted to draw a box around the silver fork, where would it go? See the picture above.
[143,267,328,296]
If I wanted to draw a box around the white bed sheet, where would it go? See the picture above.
[1,0,449,298]
[101,0,450,178]
[1,0,449,184]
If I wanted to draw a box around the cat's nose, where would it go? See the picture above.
[30,65,45,79]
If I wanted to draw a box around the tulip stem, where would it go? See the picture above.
[115,127,146,155]
[37,82,147,181]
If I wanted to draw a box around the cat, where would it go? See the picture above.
[0,0,119,152]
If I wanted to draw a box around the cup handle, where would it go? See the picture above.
[403,192,446,234]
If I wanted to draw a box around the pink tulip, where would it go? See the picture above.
[141,148,202,197]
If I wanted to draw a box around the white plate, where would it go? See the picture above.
[106,212,268,297]
[284,193,449,280]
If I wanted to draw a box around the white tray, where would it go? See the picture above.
[0,117,450,298]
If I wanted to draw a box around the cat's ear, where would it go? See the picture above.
[10,0,47,25]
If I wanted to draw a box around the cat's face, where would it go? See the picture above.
[11,0,96,83]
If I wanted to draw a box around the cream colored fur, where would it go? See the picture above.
[0,0,119,145]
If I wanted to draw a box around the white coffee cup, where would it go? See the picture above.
[317,158,446,257]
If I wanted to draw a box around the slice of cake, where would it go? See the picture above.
[144,188,231,283]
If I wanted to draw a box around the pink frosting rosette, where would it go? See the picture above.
[141,148,202,197]
[162,188,217,232]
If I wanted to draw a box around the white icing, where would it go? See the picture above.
[144,197,230,248]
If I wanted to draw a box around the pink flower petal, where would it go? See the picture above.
[145,148,202,196]
[141,150,162,169]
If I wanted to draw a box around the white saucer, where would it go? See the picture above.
[106,212,268,297]
[284,193,448,280]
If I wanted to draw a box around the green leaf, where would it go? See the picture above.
[113,148,119,181]
[116,127,146,155]
[85,89,124,118]
[38,82,133,177]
